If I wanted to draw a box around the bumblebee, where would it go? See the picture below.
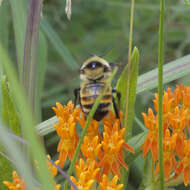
[74,56,120,121]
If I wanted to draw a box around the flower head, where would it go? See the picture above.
[142,84,190,187]
[99,175,123,190]
[3,171,26,190]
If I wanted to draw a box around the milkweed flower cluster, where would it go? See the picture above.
[53,101,134,189]
[141,84,190,186]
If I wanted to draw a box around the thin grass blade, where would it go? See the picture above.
[0,44,55,190]
[0,122,37,190]
[22,0,43,118]
[9,0,26,79]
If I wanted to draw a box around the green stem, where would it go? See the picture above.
[63,68,118,190]
[123,0,135,129]
[158,0,165,189]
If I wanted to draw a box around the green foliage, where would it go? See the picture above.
[1,76,20,135]
[116,47,139,139]
[0,76,21,189]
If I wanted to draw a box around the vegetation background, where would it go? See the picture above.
[0,0,190,189]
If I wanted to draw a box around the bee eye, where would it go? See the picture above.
[87,61,102,69]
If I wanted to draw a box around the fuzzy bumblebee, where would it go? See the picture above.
[74,56,120,121]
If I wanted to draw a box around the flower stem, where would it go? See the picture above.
[158,0,165,189]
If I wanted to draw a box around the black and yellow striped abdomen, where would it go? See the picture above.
[80,83,112,121]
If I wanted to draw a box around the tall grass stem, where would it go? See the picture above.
[158,0,165,189]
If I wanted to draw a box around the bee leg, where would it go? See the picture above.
[112,95,120,119]
[112,89,121,109]
[74,88,80,107]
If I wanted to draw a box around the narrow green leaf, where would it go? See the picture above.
[138,153,154,190]
[125,132,146,164]
[116,47,139,139]
[0,0,9,50]
[137,54,190,94]
[0,76,21,189]
[0,122,37,190]
[1,76,21,135]
[9,0,26,79]
[0,44,55,190]
[41,18,79,70]
[35,31,48,121]
[36,116,57,136]
[22,0,43,119]
[0,0,10,116]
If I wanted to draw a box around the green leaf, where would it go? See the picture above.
[9,0,26,79]
[116,47,139,139]
[0,122,37,189]
[0,0,10,117]
[35,31,48,121]
[138,153,154,190]
[137,54,190,94]
[41,18,79,70]
[0,0,9,50]
[1,76,20,135]
[126,132,146,164]
[0,43,55,190]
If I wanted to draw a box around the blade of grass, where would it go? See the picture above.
[64,67,118,190]
[41,18,79,70]
[36,31,48,121]
[0,0,9,117]
[22,0,43,118]
[0,76,21,189]
[124,0,135,130]
[0,121,37,189]
[137,54,190,94]
[9,0,26,79]
[157,0,165,188]
[0,44,55,190]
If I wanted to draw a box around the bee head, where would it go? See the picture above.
[80,56,112,81]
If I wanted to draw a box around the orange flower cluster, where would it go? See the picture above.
[53,101,134,189]
[141,84,190,186]
[3,156,61,190]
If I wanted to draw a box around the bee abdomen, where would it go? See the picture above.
[83,102,110,110]
[81,94,112,105]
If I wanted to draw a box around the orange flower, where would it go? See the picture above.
[155,129,177,180]
[141,108,158,160]
[81,135,102,161]
[99,112,134,178]
[53,101,80,168]
[142,84,190,187]
[70,159,100,190]
[168,107,188,158]
[3,171,26,190]
[99,175,123,190]
[177,140,190,186]
[47,155,59,177]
